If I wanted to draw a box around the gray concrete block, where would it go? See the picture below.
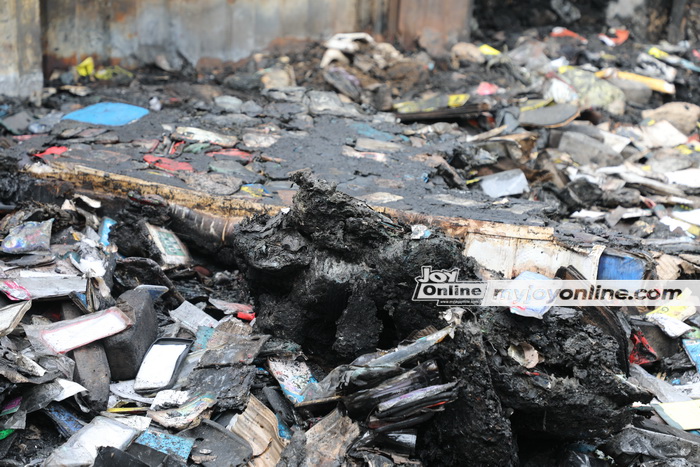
[103,287,160,381]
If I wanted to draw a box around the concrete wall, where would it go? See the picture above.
[41,0,375,71]
[0,0,42,100]
[40,0,472,73]
[0,0,472,99]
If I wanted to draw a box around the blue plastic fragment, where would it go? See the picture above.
[98,218,117,247]
[352,122,395,142]
[63,102,149,126]
[134,429,195,460]
[597,252,647,280]
[193,326,216,351]
[683,339,700,372]
[43,402,85,438]
[679,58,700,73]
[67,251,81,263]
[72,292,88,308]
[277,417,292,440]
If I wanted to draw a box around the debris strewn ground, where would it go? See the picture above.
[3,6,700,465]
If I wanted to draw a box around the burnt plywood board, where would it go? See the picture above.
[24,161,591,281]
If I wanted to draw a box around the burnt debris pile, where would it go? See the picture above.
[0,170,679,466]
[3,6,700,464]
[233,170,470,360]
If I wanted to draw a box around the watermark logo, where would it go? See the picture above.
[412,266,700,311]
[412,266,485,306]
